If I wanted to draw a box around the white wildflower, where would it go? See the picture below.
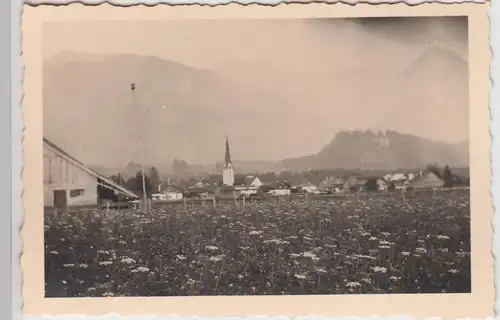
[353,254,377,261]
[302,251,317,258]
[371,266,388,273]
[120,257,136,264]
[415,247,427,254]
[346,281,362,288]
[209,256,223,262]
[131,266,149,273]
[315,268,327,274]
[379,240,395,246]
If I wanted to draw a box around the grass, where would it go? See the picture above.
[44,190,471,297]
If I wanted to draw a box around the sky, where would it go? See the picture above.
[42,17,469,166]
[43,17,468,68]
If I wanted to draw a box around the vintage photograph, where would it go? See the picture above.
[42,16,471,298]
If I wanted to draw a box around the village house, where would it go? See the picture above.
[193,181,208,188]
[384,172,409,191]
[151,193,166,201]
[245,175,263,188]
[266,181,292,197]
[152,185,184,201]
[299,181,320,194]
[364,177,389,192]
[186,181,213,199]
[407,170,445,190]
[343,176,369,192]
[231,175,262,197]
[318,176,346,193]
[43,137,138,210]
[384,172,407,182]
[234,175,263,189]
[163,185,184,200]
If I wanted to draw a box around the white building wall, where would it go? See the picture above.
[43,145,98,207]
[268,189,291,196]
[222,163,235,186]
[166,192,183,200]
[251,177,263,187]
[377,180,388,191]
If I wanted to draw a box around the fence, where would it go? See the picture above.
[152,186,470,206]
[44,186,470,214]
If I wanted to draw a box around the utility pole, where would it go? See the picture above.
[130,83,149,214]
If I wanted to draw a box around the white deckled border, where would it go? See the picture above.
[23,0,488,5]
[16,2,496,320]
[22,316,427,320]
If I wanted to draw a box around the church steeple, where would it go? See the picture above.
[222,136,235,186]
[224,136,232,167]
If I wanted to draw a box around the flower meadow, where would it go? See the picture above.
[44,190,471,297]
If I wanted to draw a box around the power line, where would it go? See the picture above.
[130,83,149,213]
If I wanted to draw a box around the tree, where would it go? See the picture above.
[173,159,189,177]
[149,166,160,192]
[125,170,153,198]
[443,165,454,188]
[388,181,396,192]
[365,179,379,192]
[109,173,125,185]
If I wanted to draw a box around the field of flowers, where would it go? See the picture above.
[45,190,471,297]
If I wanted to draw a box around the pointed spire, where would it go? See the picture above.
[225,136,232,167]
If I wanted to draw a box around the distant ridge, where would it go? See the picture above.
[88,130,468,177]
[44,51,468,172]
[281,130,468,171]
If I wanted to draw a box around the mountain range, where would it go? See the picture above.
[43,51,311,167]
[281,130,468,172]
[89,129,468,179]
[44,49,469,177]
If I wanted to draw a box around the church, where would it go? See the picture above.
[222,137,235,186]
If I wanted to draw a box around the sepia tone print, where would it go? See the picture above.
[42,16,472,298]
